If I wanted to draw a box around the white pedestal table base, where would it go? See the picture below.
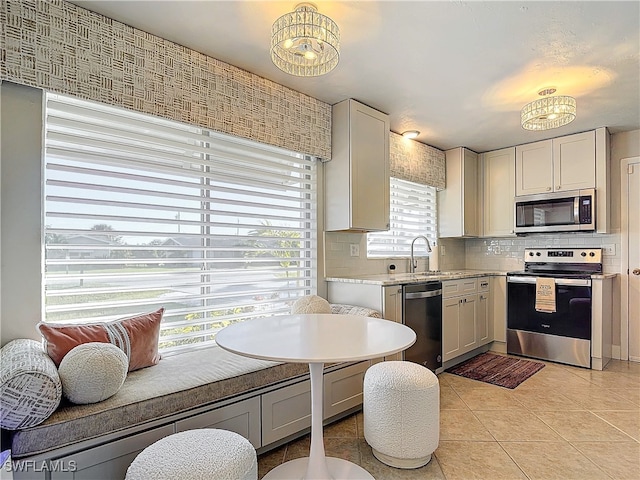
[262,457,374,480]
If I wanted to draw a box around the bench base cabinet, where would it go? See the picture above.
[43,425,175,480]
[262,379,312,446]
[13,363,367,480]
[176,396,261,448]
[442,278,492,363]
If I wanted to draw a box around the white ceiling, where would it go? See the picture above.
[72,0,640,153]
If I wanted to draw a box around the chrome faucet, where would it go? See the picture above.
[410,235,432,273]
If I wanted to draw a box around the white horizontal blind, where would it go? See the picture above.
[367,178,437,257]
[44,93,317,355]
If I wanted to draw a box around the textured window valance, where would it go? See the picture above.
[0,0,331,160]
[389,132,445,190]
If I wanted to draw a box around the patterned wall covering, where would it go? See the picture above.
[0,0,332,159]
[389,132,445,190]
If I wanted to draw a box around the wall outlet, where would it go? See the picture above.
[350,243,360,257]
[440,245,446,256]
[602,244,616,256]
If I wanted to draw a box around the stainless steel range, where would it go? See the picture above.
[507,248,602,368]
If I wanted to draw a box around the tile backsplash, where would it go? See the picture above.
[465,232,622,273]
[324,231,621,278]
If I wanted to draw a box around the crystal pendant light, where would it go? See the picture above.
[521,88,576,131]
[271,3,340,77]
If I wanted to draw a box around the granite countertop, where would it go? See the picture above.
[325,270,506,286]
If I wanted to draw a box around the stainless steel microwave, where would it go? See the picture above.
[515,188,595,233]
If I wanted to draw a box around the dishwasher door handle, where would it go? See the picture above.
[405,290,442,299]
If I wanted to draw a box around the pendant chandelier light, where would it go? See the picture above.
[521,88,576,131]
[271,3,340,77]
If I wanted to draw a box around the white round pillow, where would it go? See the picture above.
[59,342,128,404]
[291,295,332,314]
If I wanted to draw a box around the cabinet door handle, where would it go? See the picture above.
[546,187,552,191]
[633,268,640,276]
[557,186,561,190]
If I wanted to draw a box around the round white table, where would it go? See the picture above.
[215,313,416,480]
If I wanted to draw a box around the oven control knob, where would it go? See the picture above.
[581,252,587,257]
[589,252,595,257]
[536,252,541,256]
[529,252,534,256]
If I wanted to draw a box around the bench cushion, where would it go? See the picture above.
[10,347,308,458]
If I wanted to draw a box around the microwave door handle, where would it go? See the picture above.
[574,196,580,224]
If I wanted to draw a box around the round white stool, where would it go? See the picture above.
[364,361,439,469]
[125,429,257,480]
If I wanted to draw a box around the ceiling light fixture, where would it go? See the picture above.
[270,3,340,77]
[402,130,420,139]
[521,87,576,131]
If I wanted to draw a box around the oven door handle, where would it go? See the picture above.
[507,276,591,287]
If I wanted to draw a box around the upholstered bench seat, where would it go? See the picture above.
[9,347,309,459]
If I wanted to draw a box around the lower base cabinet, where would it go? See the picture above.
[442,278,492,363]
[47,425,175,480]
[176,396,261,448]
[19,362,369,480]
[323,361,368,418]
[261,361,369,445]
[262,379,312,445]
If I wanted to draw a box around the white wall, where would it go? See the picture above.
[0,82,45,345]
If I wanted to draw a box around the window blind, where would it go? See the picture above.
[44,93,317,354]
[367,178,437,258]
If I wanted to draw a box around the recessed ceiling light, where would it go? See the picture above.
[402,130,420,139]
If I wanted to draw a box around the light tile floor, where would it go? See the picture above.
[257,357,640,479]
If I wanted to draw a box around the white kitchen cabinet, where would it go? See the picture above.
[553,131,596,191]
[491,276,507,351]
[442,277,492,363]
[515,131,596,196]
[459,295,478,352]
[480,147,516,237]
[438,147,479,237]
[515,139,553,196]
[323,361,369,418]
[326,282,403,360]
[382,285,403,360]
[477,278,492,345]
[442,296,462,361]
[325,98,390,232]
[327,282,401,323]
[261,379,311,446]
[442,278,478,362]
[175,396,261,448]
[47,425,175,480]
[443,294,477,362]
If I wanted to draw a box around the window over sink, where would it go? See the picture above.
[367,178,437,258]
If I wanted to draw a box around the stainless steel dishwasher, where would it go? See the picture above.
[402,281,442,372]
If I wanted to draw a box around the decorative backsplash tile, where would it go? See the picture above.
[465,233,621,273]
[389,132,445,190]
[0,0,332,159]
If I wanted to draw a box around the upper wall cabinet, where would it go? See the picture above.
[325,99,390,232]
[515,131,596,196]
[438,147,479,238]
[480,147,516,237]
